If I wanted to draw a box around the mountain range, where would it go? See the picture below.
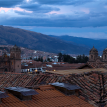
[0,25,94,55]
[49,35,107,55]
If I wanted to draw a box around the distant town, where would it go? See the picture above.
[0,45,89,73]
[0,45,107,107]
[1,0,107,106]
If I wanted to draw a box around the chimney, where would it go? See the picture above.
[0,91,8,103]
[5,87,38,101]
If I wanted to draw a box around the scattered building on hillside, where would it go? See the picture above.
[53,56,59,62]
[0,45,21,73]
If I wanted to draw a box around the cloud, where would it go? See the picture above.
[0,0,107,29]
[1,0,107,28]
[67,32,107,39]
[15,10,32,15]
[1,0,107,39]
[0,0,24,8]
[34,0,94,5]
[1,12,107,28]
[20,3,60,13]
[8,26,107,39]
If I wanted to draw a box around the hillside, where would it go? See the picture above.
[49,35,107,54]
[0,25,90,55]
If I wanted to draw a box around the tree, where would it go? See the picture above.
[58,53,63,62]
[40,57,43,62]
[34,57,43,62]
[47,58,51,62]
[57,53,89,63]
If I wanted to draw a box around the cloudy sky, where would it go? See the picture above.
[0,0,107,39]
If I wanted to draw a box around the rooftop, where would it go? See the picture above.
[50,82,81,90]
[45,68,107,75]
[5,87,38,96]
[0,86,94,107]
[0,91,8,98]
[0,73,64,91]
[0,71,106,106]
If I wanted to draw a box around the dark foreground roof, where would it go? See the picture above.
[0,91,8,98]
[0,88,94,107]
[50,82,81,90]
[5,87,39,96]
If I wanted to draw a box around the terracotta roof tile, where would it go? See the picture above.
[0,87,94,107]
[0,73,64,91]
[0,71,98,107]
[23,89,93,107]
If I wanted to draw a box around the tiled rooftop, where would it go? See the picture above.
[0,70,106,106]
[88,62,107,68]
[45,68,107,75]
[21,61,85,71]
[65,71,107,106]
[0,73,64,91]
[43,63,85,71]
[0,88,94,107]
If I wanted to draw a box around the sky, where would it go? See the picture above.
[0,0,107,39]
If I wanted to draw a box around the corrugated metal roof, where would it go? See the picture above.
[5,87,39,96]
[50,82,81,90]
[0,91,8,98]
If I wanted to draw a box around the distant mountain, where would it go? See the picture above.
[49,35,107,54]
[0,25,90,55]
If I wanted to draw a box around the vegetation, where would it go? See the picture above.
[47,58,52,62]
[58,53,89,63]
[34,57,43,62]
[0,25,89,54]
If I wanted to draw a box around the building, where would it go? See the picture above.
[21,60,45,73]
[0,50,2,56]
[88,46,107,64]
[0,45,21,73]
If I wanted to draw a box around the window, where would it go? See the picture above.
[5,62,7,65]
[91,55,93,59]
[5,68,8,72]
[105,55,106,59]
[12,61,13,65]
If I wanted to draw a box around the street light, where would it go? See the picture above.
[35,69,37,72]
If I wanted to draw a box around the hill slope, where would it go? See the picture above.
[49,35,107,52]
[0,25,90,54]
